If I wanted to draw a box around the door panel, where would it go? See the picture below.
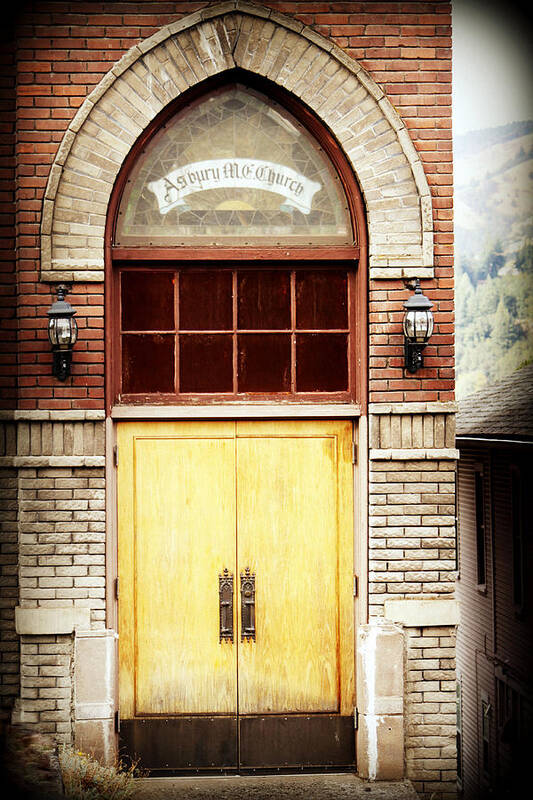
[236,426,341,714]
[118,422,237,718]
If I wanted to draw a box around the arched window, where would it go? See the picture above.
[108,77,366,406]
[116,84,353,247]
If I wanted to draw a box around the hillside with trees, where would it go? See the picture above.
[454,121,533,398]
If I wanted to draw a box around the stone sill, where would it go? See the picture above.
[370,447,459,460]
[0,410,105,421]
[370,402,457,415]
[111,403,362,419]
[15,606,91,635]
[383,598,459,627]
[0,456,105,468]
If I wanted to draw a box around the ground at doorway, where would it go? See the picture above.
[133,774,419,800]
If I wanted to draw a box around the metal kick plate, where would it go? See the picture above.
[120,717,238,771]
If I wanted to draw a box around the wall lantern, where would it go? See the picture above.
[403,278,434,373]
[47,284,78,381]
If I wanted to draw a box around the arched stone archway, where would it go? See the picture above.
[40,1,433,284]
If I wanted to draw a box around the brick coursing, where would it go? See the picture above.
[18,466,106,629]
[16,634,74,745]
[15,418,105,459]
[405,627,457,800]
[369,458,456,618]
[1,414,106,735]
[0,16,17,412]
[0,467,19,726]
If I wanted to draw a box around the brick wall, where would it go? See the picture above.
[12,0,453,408]
[405,626,457,799]
[16,634,74,744]
[0,465,19,727]
[369,277,454,403]
[14,457,105,744]
[368,455,456,618]
[1,413,105,740]
[368,403,457,798]
[17,464,106,628]
[0,14,17,410]
[18,282,104,411]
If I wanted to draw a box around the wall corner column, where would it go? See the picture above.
[356,620,405,780]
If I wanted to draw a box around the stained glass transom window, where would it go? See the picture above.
[115,85,353,246]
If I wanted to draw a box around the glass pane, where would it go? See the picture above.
[296,270,348,329]
[179,270,232,330]
[180,334,233,393]
[116,85,352,246]
[296,334,348,392]
[238,271,290,330]
[122,334,174,393]
[238,334,290,393]
[121,271,174,331]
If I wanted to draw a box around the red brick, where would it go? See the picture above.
[8,1,454,409]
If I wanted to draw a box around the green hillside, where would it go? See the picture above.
[454,121,533,398]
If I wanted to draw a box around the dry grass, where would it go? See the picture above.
[58,747,144,800]
[0,727,143,800]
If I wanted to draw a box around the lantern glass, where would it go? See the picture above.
[48,316,78,348]
[403,309,433,344]
[69,316,78,346]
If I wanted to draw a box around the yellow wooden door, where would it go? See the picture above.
[236,420,354,716]
[117,419,355,770]
[117,422,237,719]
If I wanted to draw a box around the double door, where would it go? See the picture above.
[117,420,355,772]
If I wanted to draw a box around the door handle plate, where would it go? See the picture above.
[219,568,234,643]
[241,567,256,642]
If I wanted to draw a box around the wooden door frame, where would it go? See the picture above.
[114,419,358,772]
[104,410,368,775]
[103,70,370,765]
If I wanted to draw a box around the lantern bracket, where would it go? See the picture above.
[402,278,434,374]
[47,283,78,381]
[404,340,426,374]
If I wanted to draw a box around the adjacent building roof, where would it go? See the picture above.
[456,363,533,440]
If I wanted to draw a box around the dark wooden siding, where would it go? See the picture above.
[457,443,533,799]
[491,449,533,789]
[456,448,495,800]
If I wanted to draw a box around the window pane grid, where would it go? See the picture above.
[120,268,351,397]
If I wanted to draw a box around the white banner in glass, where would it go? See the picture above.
[147,159,322,215]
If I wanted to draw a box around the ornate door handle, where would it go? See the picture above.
[240,567,256,642]
[219,568,234,643]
